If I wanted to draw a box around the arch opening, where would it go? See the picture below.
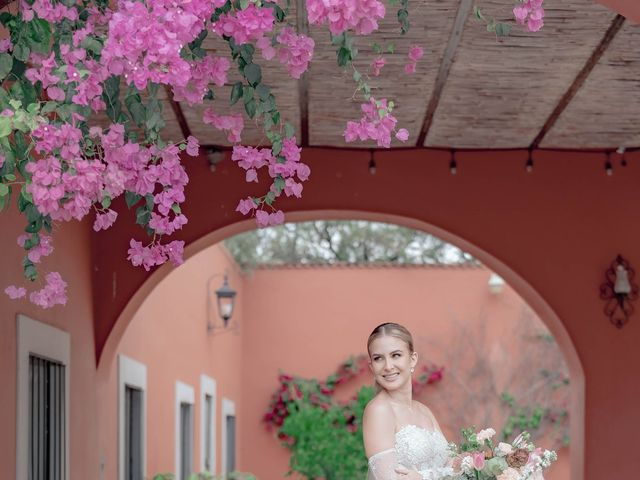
[97,209,584,480]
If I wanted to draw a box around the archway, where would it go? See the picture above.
[97,208,585,480]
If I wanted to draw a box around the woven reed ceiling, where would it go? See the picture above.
[160,0,639,150]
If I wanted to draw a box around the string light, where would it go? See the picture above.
[617,146,627,167]
[449,149,457,175]
[368,150,376,175]
[605,152,613,176]
[525,149,534,173]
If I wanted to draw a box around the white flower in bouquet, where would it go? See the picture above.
[476,428,496,442]
[496,442,514,457]
[461,455,474,475]
[496,467,520,480]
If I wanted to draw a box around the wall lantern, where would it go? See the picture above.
[207,274,238,334]
[488,273,505,294]
[599,255,638,328]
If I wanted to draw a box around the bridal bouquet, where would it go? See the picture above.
[448,427,557,480]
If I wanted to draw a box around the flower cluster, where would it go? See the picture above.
[344,97,409,147]
[451,428,557,480]
[202,108,245,143]
[405,45,424,74]
[513,0,544,32]
[211,4,275,45]
[306,0,386,35]
[101,0,216,90]
[172,55,231,105]
[276,27,315,79]
[232,137,311,227]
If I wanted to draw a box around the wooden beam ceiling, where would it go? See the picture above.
[415,0,473,147]
[529,14,625,149]
[296,0,310,147]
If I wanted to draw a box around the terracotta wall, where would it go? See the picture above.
[239,265,570,479]
[0,208,99,480]
[98,243,245,479]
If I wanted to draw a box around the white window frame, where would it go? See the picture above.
[118,355,147,480]
[16,314,70,480]
[200,375,217,474]
[221,398,236,475]
[175,381,195,480]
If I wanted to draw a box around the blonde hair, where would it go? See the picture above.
[367,322,415,355]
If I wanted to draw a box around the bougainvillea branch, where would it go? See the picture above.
[0,0,540,307]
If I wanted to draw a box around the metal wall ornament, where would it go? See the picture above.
[599,255,638,328]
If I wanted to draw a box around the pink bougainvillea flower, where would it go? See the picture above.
[306,0,385,35]
[203,108,244,143]
[5,285,26,299]
[276,27,315,79]
[513,0,545,32]
[236,197,256,215]
[371,56,385,76]
[395,128,409,142]
[29,272,67,308]
[186,135,200,157]
[405,45,423,75]
[93,209,118,232]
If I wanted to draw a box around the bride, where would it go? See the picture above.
[363,322,455,480]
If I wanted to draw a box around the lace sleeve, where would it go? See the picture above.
[367,449,399,480]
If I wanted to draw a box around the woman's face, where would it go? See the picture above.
[368,335,418,391]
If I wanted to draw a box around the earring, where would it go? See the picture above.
[411,367,415,373]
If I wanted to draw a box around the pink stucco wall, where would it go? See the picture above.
[0,208,99,480]
[238,265,570,479]
[98,244,245,479]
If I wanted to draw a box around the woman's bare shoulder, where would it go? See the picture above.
[363,393,396,457]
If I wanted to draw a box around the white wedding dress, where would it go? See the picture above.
[367,425,455,480]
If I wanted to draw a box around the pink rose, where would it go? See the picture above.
[472,452,485,470]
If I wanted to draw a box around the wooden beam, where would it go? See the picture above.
[164,85,191,140]
[416,0,473,147]
[296,0,310,147]
[530,14,625,149]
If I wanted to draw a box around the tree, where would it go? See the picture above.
[224,220,478,268]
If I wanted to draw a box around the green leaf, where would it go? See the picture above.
[372,43,381,54]
[474,6,485,21]
[171,204,181,215]
[125,191,142,209]
[81,36,103,56]
[13,43,30,62]
[135,206,151,226]
[495,23,512,37]
[101,195,112,209]
[265,190,276,205]
[230,82,243,106]
[274,176,285,193]
[4,173,15,181]
[352,71,361,82]
[244,63,262,86]
[0,183,8,196]
[244,98,256,119]
[486,21,496,33]
[272,139,282,156]
[337,47,351,67]
[242,85,254,103]
[0,53,13,80]
[125,92,146,127]
[284,123,295,139]
[0,117,11,138]
[256,84,270,101]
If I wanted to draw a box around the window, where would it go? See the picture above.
[16,315,70,480]
[29,355,66,480]
[200,375,216,474]
[118,355,147,480]
[175,382,195,480]
[221,398,236,475]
